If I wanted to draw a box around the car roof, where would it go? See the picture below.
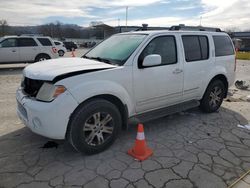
[1,35,52,39]
[118,30,228,37]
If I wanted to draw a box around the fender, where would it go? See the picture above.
[200,65,229,99]
[56,67,136,117]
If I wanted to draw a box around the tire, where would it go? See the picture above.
[68,99,122,154]
[200,80,226,113]
[35,54,50,62]
[58,50,65,57]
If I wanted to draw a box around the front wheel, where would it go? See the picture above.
[200,80,226,113]
[68,99,122,154]
[58,50,65,57]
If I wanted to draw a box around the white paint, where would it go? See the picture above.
[136,132,145,140]
[16,30,236,139]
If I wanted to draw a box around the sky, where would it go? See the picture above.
[0,0,250,30]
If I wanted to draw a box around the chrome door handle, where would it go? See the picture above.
[173,68,183,74]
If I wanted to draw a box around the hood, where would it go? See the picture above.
[23,57,117,82]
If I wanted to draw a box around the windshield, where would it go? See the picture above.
[83,34,147,66]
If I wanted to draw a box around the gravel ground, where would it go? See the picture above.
[0,58,249,188]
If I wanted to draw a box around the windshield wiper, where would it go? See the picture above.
[83,56,111,64]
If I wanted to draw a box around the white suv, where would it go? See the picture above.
[16,30,235,154]
[0,35,58,63]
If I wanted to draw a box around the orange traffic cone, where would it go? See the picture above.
[128,123,153,161]
[71,48,75,57]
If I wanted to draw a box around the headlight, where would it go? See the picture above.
[36,82,66,102]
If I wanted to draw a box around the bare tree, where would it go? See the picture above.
[89,21,104,27]
[0,19,8,36]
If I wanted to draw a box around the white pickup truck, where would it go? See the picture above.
[16,30,235,154]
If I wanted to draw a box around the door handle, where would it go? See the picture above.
[12,50,16,52]
[173,68,183,74]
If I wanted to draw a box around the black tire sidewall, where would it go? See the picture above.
[69,99,122,154]
[200,80,225,113]
[35,54,50,62]
[58,50,64,56]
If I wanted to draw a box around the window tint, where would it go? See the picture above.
[199,36,209,59]
[54,42,60,45]
[18,38,37,47]
[37,38,52,46]
[182,36,201,62]
[182,35,209,62]
[139,36,177,67]
[0,38,17,48]
[213,36,234,56]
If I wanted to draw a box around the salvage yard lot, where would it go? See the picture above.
[0,57,250,188]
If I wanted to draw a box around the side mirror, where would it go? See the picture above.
[142,54,161,67]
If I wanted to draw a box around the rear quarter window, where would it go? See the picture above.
[213,36,234,56]
[37,38,52,46]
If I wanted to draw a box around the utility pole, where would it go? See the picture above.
[126,6,128,29]
[118,18,120,27]
[199,16,202,26]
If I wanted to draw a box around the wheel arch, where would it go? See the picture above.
[206,74,229,98]
[35,53,51,61]
[66,94,129,139]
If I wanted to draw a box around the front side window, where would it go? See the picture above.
[18,38,38,47]
[84,34,146,66]
[138,36,177,67]
[37,38,52,46]
[182,35,209,62]
[213,36,234,56]
[0,38,17,48]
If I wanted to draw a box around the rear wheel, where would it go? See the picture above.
[35,54,50,62]
[68,99,122,154]
[200,80,226,113]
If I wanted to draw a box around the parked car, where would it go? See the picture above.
[0,35,58,63]
[54,41,67,56]
[63,41,78,51]
[82,41,97,48]
[17,30,235,154]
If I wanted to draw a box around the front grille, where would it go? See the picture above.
[22,77,44,97]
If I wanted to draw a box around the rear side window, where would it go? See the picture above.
[18,38,37,47]
[139,36,177,67]
[213,36,234,56]
[182,35,209,62]
[54,42,60,45]
[37,38,52,46]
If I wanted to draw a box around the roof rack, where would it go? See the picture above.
[19,34,44,36]
[169,24,221,32]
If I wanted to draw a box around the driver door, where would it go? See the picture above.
[133,35,183,113]
[0,38,19,63]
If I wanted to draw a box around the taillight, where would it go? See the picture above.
[52,47,57,53]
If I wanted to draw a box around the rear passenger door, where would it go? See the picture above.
[133,35,184,113]
[18,38,39,62]
[181,35,212,101]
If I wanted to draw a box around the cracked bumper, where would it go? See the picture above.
[16,88,78,139]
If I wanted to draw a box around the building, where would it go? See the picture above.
[229,32,250,51]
